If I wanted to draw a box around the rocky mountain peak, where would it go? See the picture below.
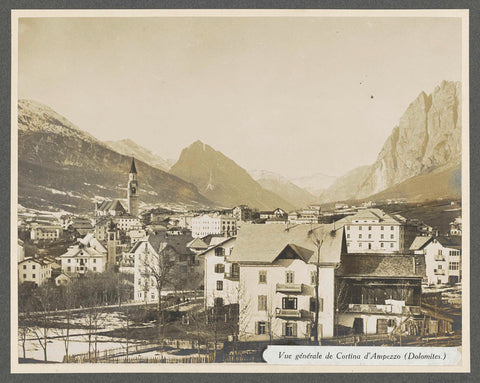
[320,80,461,203]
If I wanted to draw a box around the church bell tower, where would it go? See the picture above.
[127,157,139,216]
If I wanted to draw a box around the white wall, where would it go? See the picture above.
[238,259,336,341]
[204,241,237,307]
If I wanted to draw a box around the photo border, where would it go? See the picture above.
[4,2,477,380]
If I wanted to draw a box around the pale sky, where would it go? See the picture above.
[18,16,462,178]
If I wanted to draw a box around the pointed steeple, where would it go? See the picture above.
[129,157,137,174]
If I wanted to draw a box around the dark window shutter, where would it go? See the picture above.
[319,298,324,312]
[293,323,297,337]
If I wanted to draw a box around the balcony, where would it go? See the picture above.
[224,272,239,281]
[434,269,446,275]
[275,308,302,319]
[346,304,421,316]
[434,255,445,261]
[276,283,303,293]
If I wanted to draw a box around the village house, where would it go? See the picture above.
[55,272,72,286]
[30,224,62,242]
[232,205,254,222]
[228,223,345,342]
[128,228,147,244]
[410,236,462,285]
[18,257,53,286]
[168,213,195,229]
[203,237,237,308]
[449,217,462,236]
[336,209,417,253]
[191,213,237,238]
[288,205,322,224]
[59,233,108,274]
[133,232,199,303]
[259,208,287,220]
[335,253,425,336]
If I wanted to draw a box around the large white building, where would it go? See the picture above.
[228,224,345,341]
[59,233,108,274]
[410,236,462,284]
[191,214,237,238]
[336,209,416,253]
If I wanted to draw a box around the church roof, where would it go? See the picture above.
[96,199,126,214]
[130,157,137,174]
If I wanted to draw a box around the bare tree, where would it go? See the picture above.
[224,281,251,361]
[31,283,57,362]
[18,283,35,360]
[141,242,176,332]
[56,283,76,362]
[309,229,323,346]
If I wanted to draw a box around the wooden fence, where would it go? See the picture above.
[65,338,224,363]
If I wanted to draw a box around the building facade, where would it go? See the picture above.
[228,224,345,342]
[133,232,198,303]
[335,254,425,335]
[30,224,61,241]
[411,236,462,284]
[203,237,237,308]
[191,214,237,238]
[18,257,53,286]
[59,233,108,274]
[232,205,253,222]
[337,209,417,253]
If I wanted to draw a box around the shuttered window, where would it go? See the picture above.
[283,322,297,337]
[258,295,267,311]
[256,321,268,335]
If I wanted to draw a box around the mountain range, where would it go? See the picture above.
[169,141,295,211]
[17,80,462,213]
[18,100,211,212]
[289,173,338,197]
[105,139,174,172]
[249,170,317,208]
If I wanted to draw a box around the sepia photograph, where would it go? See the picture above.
[10,9,469,373]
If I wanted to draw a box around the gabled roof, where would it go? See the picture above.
[201,237,236,257]
[130,157,137,174]
[145,232,194,256]
[409,236,433,250]
[201,234,229,246]
[96,199,126,213]
[187,237,209,249]
[336,208,405,225]
[336,254,426,278]
[228,223,345,265]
